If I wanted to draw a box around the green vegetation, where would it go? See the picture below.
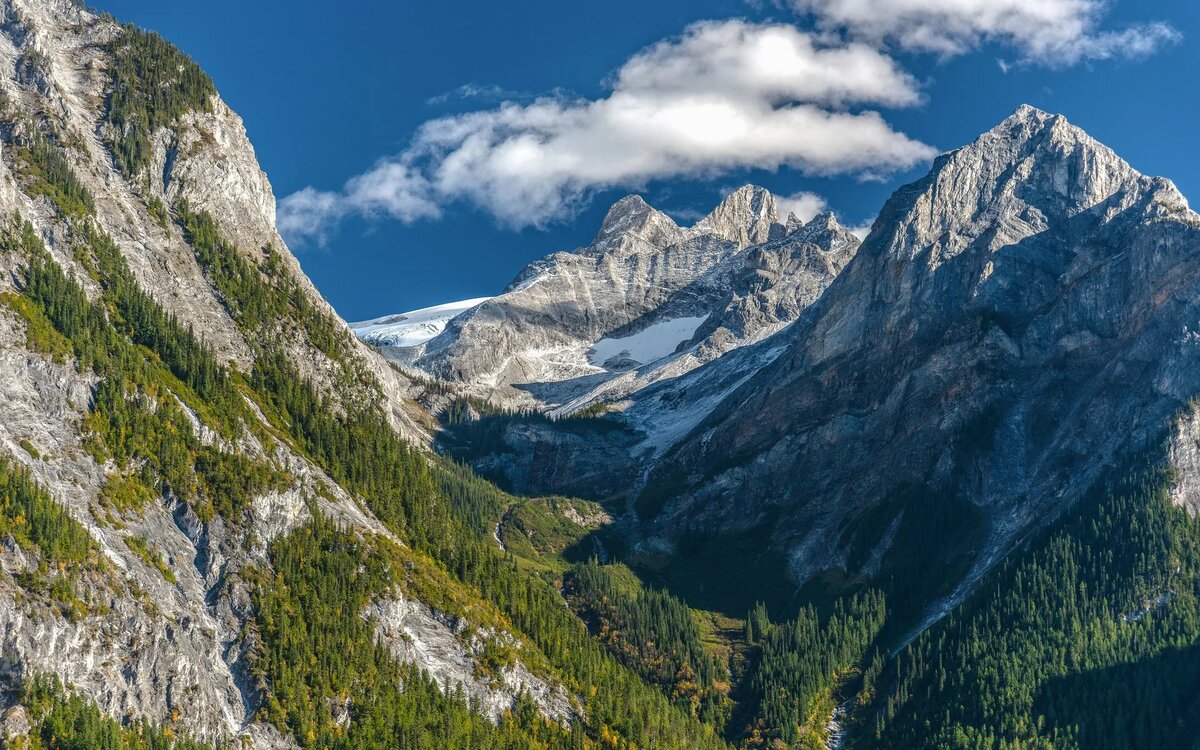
[11,133,95,219]
[8,58,1197,749]
[83,221,247,437]
[146,194,171,228]
[177,203,348,361]
[1,287,73,363]
[11,219,284,523]
[249,349,446,543]
[0,458,91,566]
[98,472,155,515]
[19,674,208,750]
[742,592,886,749]
[867,464,1200,750]
[0,458,96,622]
[18,438,41,460]
[164,195,733,749]
[569,402,613,419]
[499,496,607,560]
[242,351,732,748]
[105,26,215,178]
[566,558,733,725]
[249,514,570,749]
[452,547,733,749]
[125,534,176,584]
[745,602,770,645]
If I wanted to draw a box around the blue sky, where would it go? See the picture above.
[98,0,1198,322]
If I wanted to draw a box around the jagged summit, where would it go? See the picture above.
[593,185,785,253]
[594,193,680,244]
[788,211,860,254]
[692,184,779,247]
[872,105,1165,268]
[378,182,862,405]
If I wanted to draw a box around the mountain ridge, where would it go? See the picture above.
[0,2,597,746]
[363,184,861,417]
[1,5,1198,744]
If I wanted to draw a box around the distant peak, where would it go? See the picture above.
[804,211,840,231]
[782,211,844,238]
[787,210,860,254]
[593,193,681,249]
[1008,103,1051,122]
[598,194,658,230]
[693,185,779,247]
[601,194,651,224]
[724,184,773,203]
[714,185,776,218]
[977,105,1089,156]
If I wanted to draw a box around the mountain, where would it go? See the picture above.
[0,3,727,749]
[363,185,861,414]
[444,105,1200,616]
[640,104,1200,618]
[2,2,1199,746]
[419,104,1200,746]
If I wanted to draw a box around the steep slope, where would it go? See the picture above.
[0,6,768,750]
[640,105,1200,625]
[0,1,581,746]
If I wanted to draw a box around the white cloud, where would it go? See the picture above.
[426,83,536,107]
[776,191,829,223]
[789,0,1179,65]
[279,20,935,240]
[846,218,875,240]
[774,190,874,238]
[279,162,439,245]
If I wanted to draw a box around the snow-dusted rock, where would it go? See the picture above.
[365,185,860,414]
[352,297,492,348]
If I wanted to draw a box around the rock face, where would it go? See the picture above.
[0,0,563,745]
[640,106,1200,623]
[368,596,574,725]
[369,185,861,413]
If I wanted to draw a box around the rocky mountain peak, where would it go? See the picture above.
[634,105,1200,616]
[693,184,779,247]
[592,193,682,251]
[801,211,838,230]
[875,104,1151,268]
[788,211,860,254]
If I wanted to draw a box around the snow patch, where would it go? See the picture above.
[588,316,708,368]
[351,297,491,348]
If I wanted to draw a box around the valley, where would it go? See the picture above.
[0,1,1196,749]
